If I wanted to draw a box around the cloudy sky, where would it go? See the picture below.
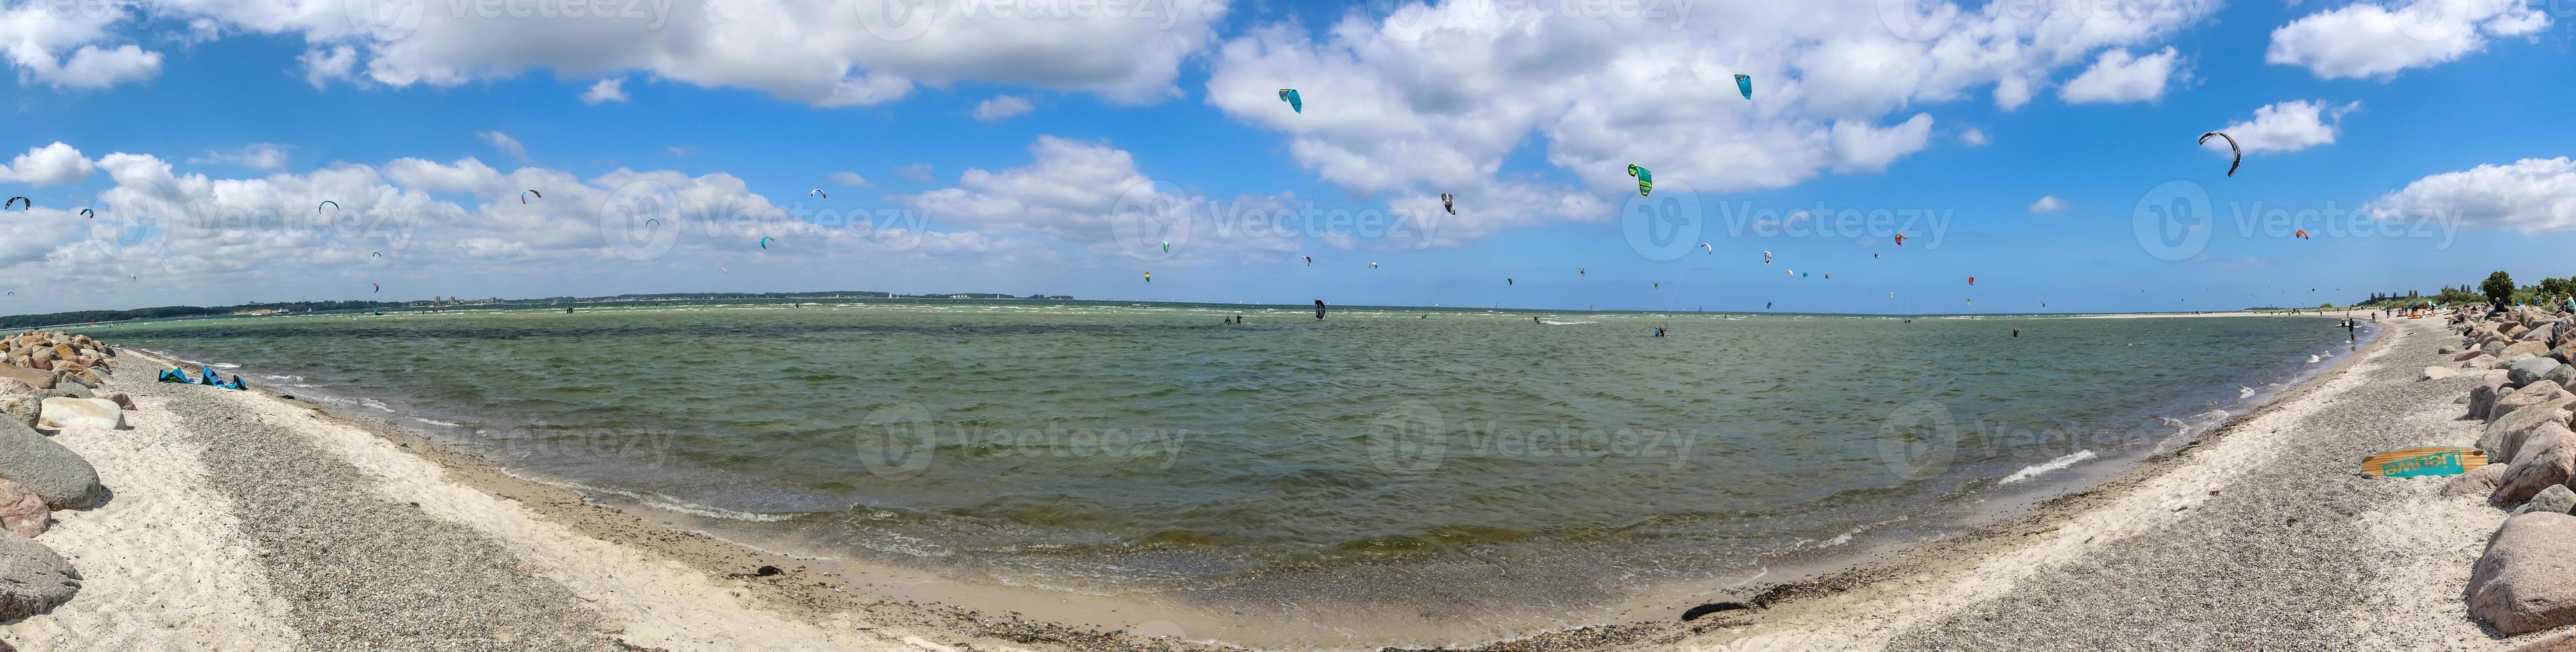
[0,0,2568,314]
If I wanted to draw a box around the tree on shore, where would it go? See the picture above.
[2484,271,2517,306]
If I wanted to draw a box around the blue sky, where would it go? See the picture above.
[0,0,2570,314]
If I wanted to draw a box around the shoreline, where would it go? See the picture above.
[1634,311,2509,650]
[21,312,2382,651]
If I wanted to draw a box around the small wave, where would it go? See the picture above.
[2306,354,2321,364]
[2238,386,2255,399]
[210,362,242,369]
[410,417,462,427]
[1538,319,1595,325]
[1999,450,2097,485]
[512,474,803,523]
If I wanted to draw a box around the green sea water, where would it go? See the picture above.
[84,301,2364,638]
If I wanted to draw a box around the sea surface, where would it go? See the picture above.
[83,301,2366,645]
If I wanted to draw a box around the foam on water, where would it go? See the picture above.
[1998,450,2099,485]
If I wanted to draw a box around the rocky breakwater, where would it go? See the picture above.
[0,331,129,624]
[2418,307,2576,637]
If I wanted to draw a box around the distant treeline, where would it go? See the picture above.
[0,301,407,329]
[2,291,1074,329]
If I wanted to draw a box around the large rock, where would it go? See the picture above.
[2471,512,2576,635]
[2507,421,2574,466]
[0,420,101,510]
[0,481,47,539]
[2494,383,2573,422]
[35,386,88,401]
[0,533,75,621]
[2489,401,2576,449]
[2510,341,2555,359]
[2426,366,2462,381]
[2466,355,2502,370]
[2497,433,2576,504]
[0,396,33,430]
[2514,359,2569,387]
[2447,462,2513,497]
[35,399,119,430]
[0,367,47,391]
[2518,485,2576,516]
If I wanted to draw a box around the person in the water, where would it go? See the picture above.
[2012,329,2019,337]
[1653,327,1666,337]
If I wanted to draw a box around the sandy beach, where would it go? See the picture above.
[1,313,2540,651]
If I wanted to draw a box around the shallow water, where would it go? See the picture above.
[87,302,2361,644]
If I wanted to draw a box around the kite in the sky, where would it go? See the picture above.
[1441,194,1455,215]
[2199,131,2241,177]
[811,189,826,199]
[2,197,25,210]
[1734,74,1753,100]
[521,190,543,204]
[78,209,92,218]
[1627,164,1652,196]
[1278,89,1302,113]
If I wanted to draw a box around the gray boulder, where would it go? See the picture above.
[0,533,75,621]
[2517,485,2576,516]
[0,420,101,510]
[2471,512,2576,635]
[2505,421,2573,466]
[2548,364,2576,391]
[2446,462,2513,497]
[0,396,32,430]
[2497,432,2576,504]
[2485,400,2575,459]
[2513,358,2567,387]
[2493,382,2571,422]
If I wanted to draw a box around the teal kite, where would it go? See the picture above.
[759,236,773,249]
[1277,89,1301,114]
[1735,74,1752,100]
[1627,164,1651,196]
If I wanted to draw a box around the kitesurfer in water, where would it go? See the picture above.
[2012,329,2020,337]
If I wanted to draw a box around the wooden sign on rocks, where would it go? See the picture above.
[2360,446,2489,478]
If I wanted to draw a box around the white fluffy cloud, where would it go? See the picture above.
[479,130,531,162]
[120,0,1229,107]
[580,77,629,104]
[828,171,872,187]
[971,94,1034,121]
[2060,47,2179,104]
[2267,0,2550,79]
[0,142,1025,309]
[2210,100,2360,154]
[0,142,96,186]
[2030,196,2068,214]
[900,136,1469,255]
[0,4,162,89]
[2370,158,2576,233]
[186,143,292,170]
[1203,0,2218,240]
